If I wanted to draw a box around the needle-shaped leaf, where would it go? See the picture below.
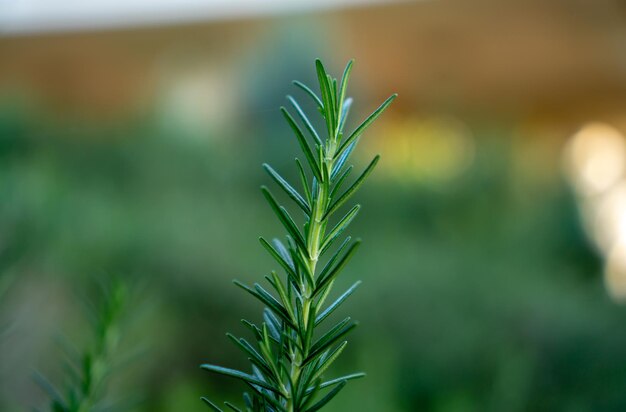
[260,237,298,285]
[200,364,279,393]
[314,241,361,297]
[330,140,356,180]
[318,236,352,282]
[233,281,296,329]
[338,60,353,115]
[320,205,361,254]
[293,80,323,109]
[304,380,348,412]
[315,59,336,139]
[259,325,282,382]
[243,393,253,409]
[201,398,225,412]
[245,381,286,412]
[305,373,365,395]
[263,163,311,215]
[316,281,362,326]
[299,378,323,411]
[329,165,353,201]
[261,186,307,252]
[324,155,379,220]
[241,319,263,341]
[296,360,322,407]
[308,320,357,366]
[335,93,396,160]
[263,309,282,342]
[338,98,353,136]
[226,334,275,382]
[292,246,315,289]
[224,402,243,412]
[268,271,296,321]
[281,108,323,182]
[303,339,348,371]
[272,238,293,265]
[295,158,312,204]
[330,76,338,118]
[255,284,291,323]
[287,95,323,146]
[295,296,306,344]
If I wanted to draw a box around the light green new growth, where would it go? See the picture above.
[201,59,396,412]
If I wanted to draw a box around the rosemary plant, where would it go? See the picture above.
[201,59,396,411]
[36,280,128,412]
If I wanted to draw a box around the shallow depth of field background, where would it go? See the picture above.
[2,1,626,411]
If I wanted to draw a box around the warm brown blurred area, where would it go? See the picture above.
[2,0,626,125]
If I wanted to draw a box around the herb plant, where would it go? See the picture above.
[36,280,129,412]
[201,59,396,412]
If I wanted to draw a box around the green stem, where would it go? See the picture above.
[286,141,335,412]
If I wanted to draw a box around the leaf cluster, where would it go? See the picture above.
[201,59,395,412]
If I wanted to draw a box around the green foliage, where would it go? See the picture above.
[35,280,129,412]
[200,59,396,411]
[0,275,11,339]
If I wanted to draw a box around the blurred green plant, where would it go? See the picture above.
[200,59,396,411]
[0,275,11,339]
[35,280,129,412]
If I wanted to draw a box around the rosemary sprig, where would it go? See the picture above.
[35,280,129,412]
[201,58,396,412]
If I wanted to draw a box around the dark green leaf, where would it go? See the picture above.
[224,402,243,412]
[255,284,292,324]
[338,60,353,114]
[293,80,323,109]
[263,164,311,215]
[291,247,315,289]
[308,320,357,365]
[329,165,353,201]
[314,241,361,297]
[331,140,356,180]
[287,95,323,146]
[226,334,274,381]
[241,319,262,341]
[263,309,281,342]
[316,281,361,326]
[324,155,379,219]
[305,340,348,378]
[281,108,323,181]
[320,205,360,254]
[306,372,365,395]
[244,382,286,411]
[335,93,396,160]
[268,271,296,321]
[315,59,336,139]
[338,98,353,134]
[304,380,347,412]
[201,397,225,412]
[200,364,278,393]
[233,281,296,329]
[316,236,352,296]
[259,237,298,286]
[261,187,307,252]
[295,158,312,205]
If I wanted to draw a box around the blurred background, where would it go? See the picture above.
[2,0,626,410]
